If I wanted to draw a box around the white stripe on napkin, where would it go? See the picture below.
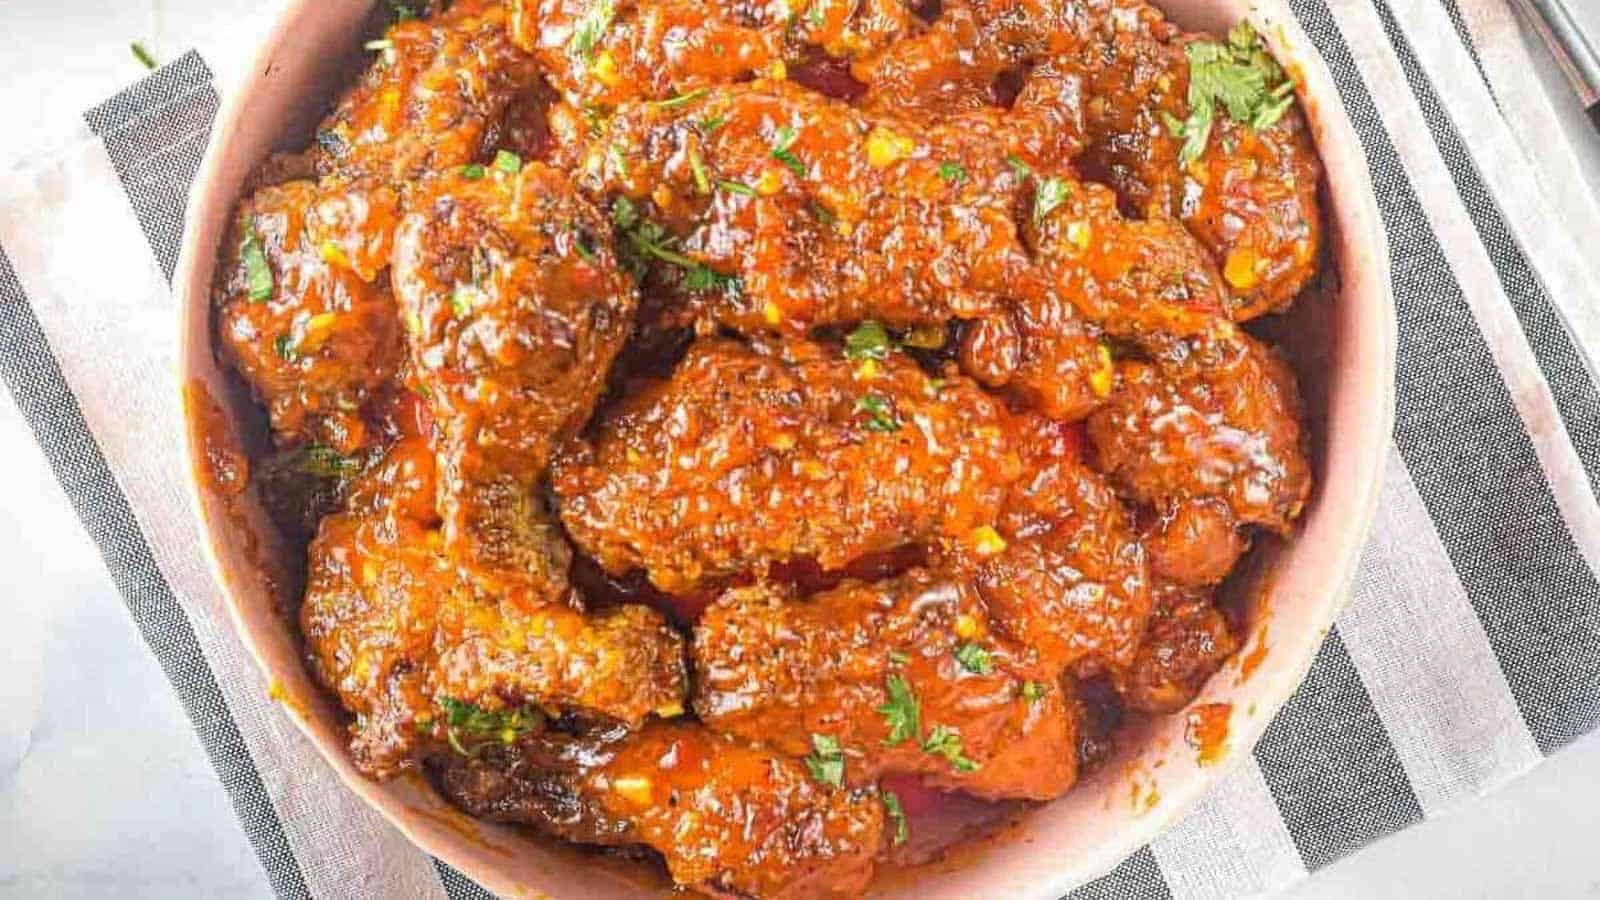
[1338,446,1543,813]
[1326,0,1600,571]
[1149,759,1307,899]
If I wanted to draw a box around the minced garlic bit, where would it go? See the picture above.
[1224,246,1260,289]
[968,525,1007,557]
[1089,343,1115,398]
[865,126,914,169]
[611,774,654,806]
[954,614,979,640]
[762,300,783,325]
[591,50,621,87]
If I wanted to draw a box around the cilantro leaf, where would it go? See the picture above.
[938,161,968,184]
[804,733,846,788]
[954,642,993,675]
[771,125,805,176]
[568,0,615,59]
[1033,177,1072,225]
[1171,22,1296,165]
[844,320,892,361]
[882,790,909,845]
[1021,681,1046,704]
[296,444,359,479]
[878,674,921,746]
[855,393,901,432]
[240,216,273,302]
[493,149,522,174]
[922,724,979,772]
[436,697,543,756]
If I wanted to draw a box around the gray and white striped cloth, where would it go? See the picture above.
[1,0,1597,897]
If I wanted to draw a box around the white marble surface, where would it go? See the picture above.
[2,1,1600,898]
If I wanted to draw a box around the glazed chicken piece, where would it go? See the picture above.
[300,438,687,777]
[312,0,544,182]
[851,0,1321,318]
[1087,328,1311,585]
[554,337,1017,594]
[432,720,884,898]
[1065,12,1322,318]
[557,337,1152,674]
[510,0,920,108]
[693,571,1078,801]
[391,161,636,605]
[965,416,1151,674]
[1111,582,1238,713]
[214,177,403,451]
[589,80,1241,417]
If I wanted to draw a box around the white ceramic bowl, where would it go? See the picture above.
[176,2,1396,895]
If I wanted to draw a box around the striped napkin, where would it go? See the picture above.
[2,1,1597,897]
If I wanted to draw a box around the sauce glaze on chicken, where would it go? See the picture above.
[213,0,1318,894]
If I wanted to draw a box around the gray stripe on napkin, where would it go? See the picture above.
[434,860,498,900]
[1291,0,1600,756]
[84,49,218,283]
[1253,629,1424,869]
[0,244,313,900]
[1066,845,1173,900]
[1375,0,1600,499]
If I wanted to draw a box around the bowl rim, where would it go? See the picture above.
[173,0,1397,894]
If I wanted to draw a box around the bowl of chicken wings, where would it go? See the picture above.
[176,0,1394,895]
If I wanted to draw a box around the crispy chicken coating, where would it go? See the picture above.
[1087,328,1311,542]
[588,80,1238,417]
[300,438,687,778]
[1110,582,1238,713]
[312,0,544,182]
[693,571,1078,800]
[558,337,1154,674]
[554,338,1017,593]
[432,721,884,898]
[392,161,636,604]
[214,177,403,451]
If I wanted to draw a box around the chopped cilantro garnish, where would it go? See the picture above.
[436,697,542,756]
[938,161,968,184]
[297,444,359,479]
[240,216,273,302]
[804,733,845,788]
[1005,153,1032,179]
[654,87,708,109]
[771,125,805,176]
[843,320,892,361]
[888,649,912,666]
[131,42,158,70]
[688,146,711,196]
[568,0,615,59]
[922,724,979,772]
[807,3,826,27]
[615,206,742,295]
[493,149,522,174]
[460,163,487,180]
[450,284,476,317]
[954,643,993,675]
[718,179,755,196]
[1021,681,1046,703]
[855,393,900,432]
[273,334,297,361]
[702,114,727,133]
[882,790,909,845]
[809,201,837,224]
[570,223,598,263]
[1170,22,1296,165]
[386,0,416,22]
[878,674,921,746]
[611,195,640,229]
[1033,177,1071,225]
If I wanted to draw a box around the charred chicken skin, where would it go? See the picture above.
[214,0,1324,893]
